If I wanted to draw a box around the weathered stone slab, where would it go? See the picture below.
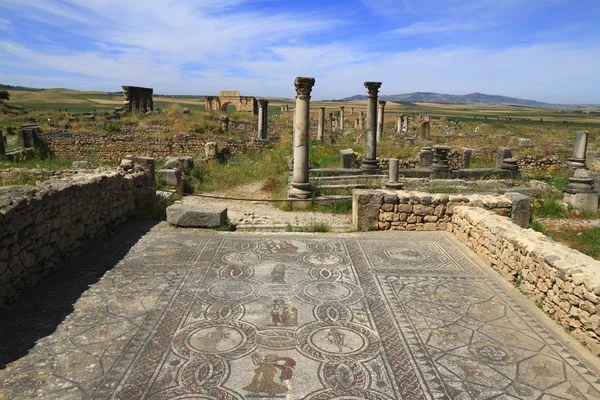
[157,169,181,186]
[163,156,194,172]
[72,161,93,170]
[166,204,227,227]
[517,138,533,147]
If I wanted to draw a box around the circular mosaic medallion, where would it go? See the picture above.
[189,326,244,353]
[297,322,379,362]
[222,252,260,266]
[304,253,343,266]
[173,321,257,360]
[297,281,363,305]
[208,281,255,301]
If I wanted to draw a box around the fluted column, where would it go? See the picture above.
[361,82,381,171]
[289,77,315,199]
[317,107,325,142]
[340,106,345,131]
[376,100,387,142]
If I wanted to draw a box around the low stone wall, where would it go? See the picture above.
[352,189,529,231]
[518,155,565,171]
[452,206,600,355]
[0,159,154,308]
[38,132,274,161]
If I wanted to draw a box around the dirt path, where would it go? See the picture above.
[179,181,351,230]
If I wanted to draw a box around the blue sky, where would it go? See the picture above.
[0,0,599,103]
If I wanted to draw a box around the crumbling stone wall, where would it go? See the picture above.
[122,86,153,113]
[352,190,519,231]
[452,206,600,355]
[0,160,153,308]
[38,132,273,162]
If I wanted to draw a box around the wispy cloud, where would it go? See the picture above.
[0,18,11,31]
[390,21,499,36]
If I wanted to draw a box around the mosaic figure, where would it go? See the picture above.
[325,328,352,352]
[197,326,229,351]
[268,299,298,326]
[271,265,287,284]
[244,353,296,394]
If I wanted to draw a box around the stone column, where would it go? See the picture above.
[463,148,473,169]
[351,107,354,114]
[568,131,589,169]
[496,147,512,169]
[403,115,408,132]
[355,118,359,129]
[0,133,5,156]
[359,112,365,130]
[340,107,345,131]
[361,82,382,171]
[317,107,325,142]
[420,121,430,140]
[220,115,229,132]
[289,77,315,199]
[328,112,333,134]
[257,99,267,139]
[563,169,598,212]
[419,148,434,168]
[262,99,269,137]
[376,100,387,142]
[281,105,285,113]
[397,114,402,133]
[385,158,403,189]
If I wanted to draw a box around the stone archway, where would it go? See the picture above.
[205,91,257,114]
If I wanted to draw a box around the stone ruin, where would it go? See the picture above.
[205,91,258,114]
[122,86,154,113]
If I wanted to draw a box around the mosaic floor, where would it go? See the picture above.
[1,222,600,400]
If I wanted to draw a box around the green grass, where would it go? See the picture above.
[531,193,567,218]
[0,173,37,186]
[545,227,600,260]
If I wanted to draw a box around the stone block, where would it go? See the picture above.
[518,138,534,147]
[72,161,93,169]
[340,149,356,169]
[506,192,531,228]
[563,192,599,213]
[166,204,227,228]
[501,186,541,198]
[157,169,181,186]
[163,156,194,172]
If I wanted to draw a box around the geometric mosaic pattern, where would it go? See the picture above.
[1,224,599,400]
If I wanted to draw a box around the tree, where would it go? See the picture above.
[0,90,9,103]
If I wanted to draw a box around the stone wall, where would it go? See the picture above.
[452,206,600,355]
[0,159,153,308]
[352,189,528,231]
[38,132,274,161]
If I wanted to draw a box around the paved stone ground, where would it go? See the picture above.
[1,222,600,400]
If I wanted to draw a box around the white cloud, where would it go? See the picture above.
[0,18,11,31]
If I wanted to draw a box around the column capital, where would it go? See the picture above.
[294,77,315,97]
[257,98,268,107]
[340,106,345,110]
[364,82,382,97]
[378,100,387,107]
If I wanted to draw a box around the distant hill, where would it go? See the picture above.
[0,84,44,92]
[341,92,598,110]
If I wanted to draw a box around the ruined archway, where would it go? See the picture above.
[205,91,257,114]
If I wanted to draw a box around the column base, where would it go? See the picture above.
[288,182,312,199]
[361,159,380,171]
[385,182,404,190]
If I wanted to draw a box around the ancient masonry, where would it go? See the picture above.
[0,157,154,307]
[122,86,154,113]
[205,91,258,114]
